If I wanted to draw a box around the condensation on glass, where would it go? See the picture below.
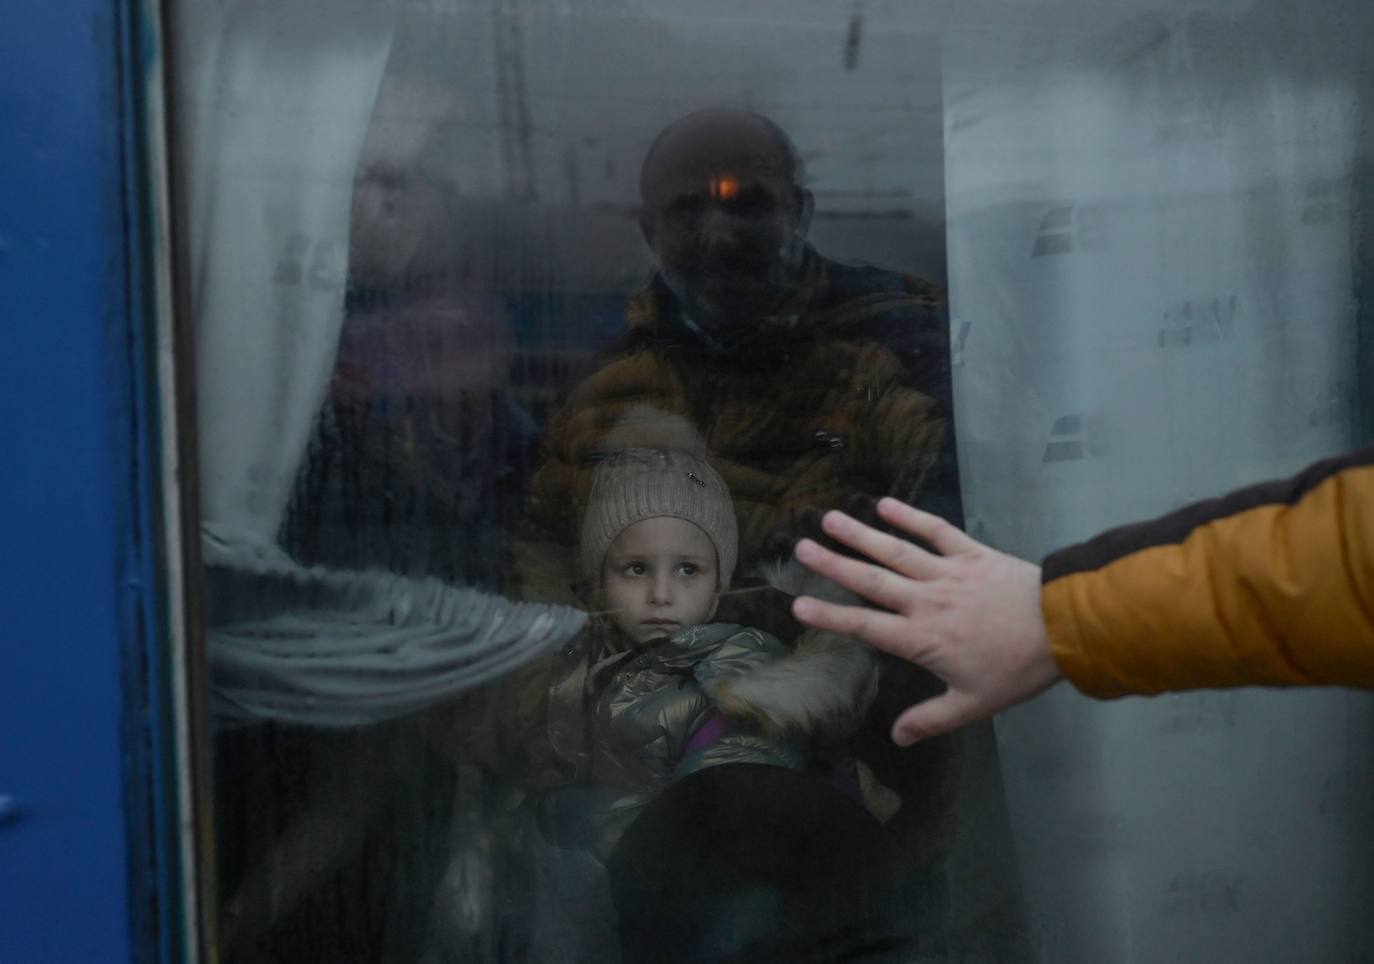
[172,0,1374,961]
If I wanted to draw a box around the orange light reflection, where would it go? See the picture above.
[709,175,741,201]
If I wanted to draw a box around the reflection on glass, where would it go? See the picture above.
[174,1,1374,962]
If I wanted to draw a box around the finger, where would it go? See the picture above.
[890,690,986,746]
[818,510,946,581]
[793,538,923,612]
[791,595,916,654]
[876,498,980,557]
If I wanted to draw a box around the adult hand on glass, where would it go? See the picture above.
[791,497,1063,746]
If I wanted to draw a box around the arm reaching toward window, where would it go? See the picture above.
[790,502,1058,746]
[792,446,1374,746]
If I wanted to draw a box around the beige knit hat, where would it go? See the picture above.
[579,448,738,589]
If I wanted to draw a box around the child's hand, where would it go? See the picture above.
[790,497,1063,746]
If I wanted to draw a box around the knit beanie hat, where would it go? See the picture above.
[579,448,738,589]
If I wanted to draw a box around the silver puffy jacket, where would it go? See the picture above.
[540,622,808,857]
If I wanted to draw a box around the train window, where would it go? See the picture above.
[170,1,1373,961]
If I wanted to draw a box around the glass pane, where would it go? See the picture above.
[172,1,1374,961]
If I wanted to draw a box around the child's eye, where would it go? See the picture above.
[625,562,647,576]
[678,563,699,576]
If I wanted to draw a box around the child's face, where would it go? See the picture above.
[601,516,719,645]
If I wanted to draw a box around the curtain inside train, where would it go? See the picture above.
[174,1,585,726]
[944,4,1374,960]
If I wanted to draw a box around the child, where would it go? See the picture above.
[522,447,899,957]
[569,446,812,803]
[424,445,892,961]
[529,446,893,849]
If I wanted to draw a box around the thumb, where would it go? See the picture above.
[890,690,981,746]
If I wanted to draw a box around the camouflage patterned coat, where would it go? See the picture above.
[513,245,959,634]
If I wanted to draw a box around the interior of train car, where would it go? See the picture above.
[4,0,1372,961]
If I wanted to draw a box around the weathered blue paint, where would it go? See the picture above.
[0,1,180,961]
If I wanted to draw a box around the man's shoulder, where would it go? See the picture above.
[804,254,949,377]
[821,254,943,299]
[812,253,945,321]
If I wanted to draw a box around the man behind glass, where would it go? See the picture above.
[510,109,1023,961]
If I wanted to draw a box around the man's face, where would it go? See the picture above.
[601,517,719,645]
[642,164,806,327]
